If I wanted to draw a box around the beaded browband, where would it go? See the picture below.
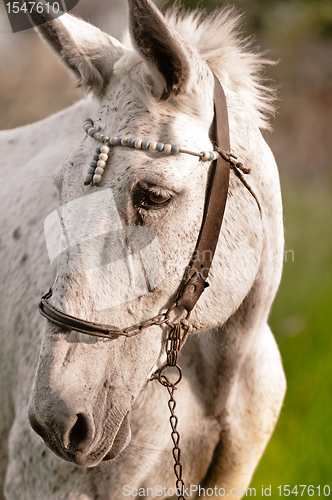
[83,118,220,186]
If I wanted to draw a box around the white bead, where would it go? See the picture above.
[121,138,128,146]
[135,139,143,149]
[93,132,102,141]
[97,160,106,168]
[110,137,117,146]
[164,144,172,154]
[149,141,158,151]
[99,153,108,161]
[93,174,102,184]
[95,167,104,175]
[100,145,110,154]
[201,151,210,161]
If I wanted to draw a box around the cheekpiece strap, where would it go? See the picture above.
[175,74,231,312]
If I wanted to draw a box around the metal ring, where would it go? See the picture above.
[165,303,191,328]
[158,364,182,387]
[165,302,177,321]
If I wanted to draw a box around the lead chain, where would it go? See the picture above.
[167,383,185,500]
[157,322,186,500]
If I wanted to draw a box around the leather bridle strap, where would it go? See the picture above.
[38,74,230,337]
[176,74,230,312]
[39,289,125,339]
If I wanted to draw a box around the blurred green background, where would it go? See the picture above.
[0,0,331,498]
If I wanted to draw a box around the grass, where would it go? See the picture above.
[250,173,332,498]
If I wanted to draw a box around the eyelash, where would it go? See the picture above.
[133,186,173,209]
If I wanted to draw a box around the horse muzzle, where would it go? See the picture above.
[28,402,131,466]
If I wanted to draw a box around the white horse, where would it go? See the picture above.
[0,1,286,499]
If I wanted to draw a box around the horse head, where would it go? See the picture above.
[28,0,281,468]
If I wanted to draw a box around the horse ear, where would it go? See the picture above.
[128,0,191,100]
[29,8,127,98]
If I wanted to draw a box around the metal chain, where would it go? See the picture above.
[166,323,182,366]
[156,322,187,500]
[167,383,185,500]
[121,301,191,338]
[121,312,168,336]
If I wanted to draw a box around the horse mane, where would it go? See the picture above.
[117,4,276,131]
[166,5,277,131]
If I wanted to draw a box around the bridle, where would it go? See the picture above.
[38,75,258,499]
[39,74,246,338]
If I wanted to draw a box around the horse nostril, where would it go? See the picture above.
[63,413,94,452]
[70,414,88,448]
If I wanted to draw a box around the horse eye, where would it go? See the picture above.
[133,184,172,209]
[147,192,170,205]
